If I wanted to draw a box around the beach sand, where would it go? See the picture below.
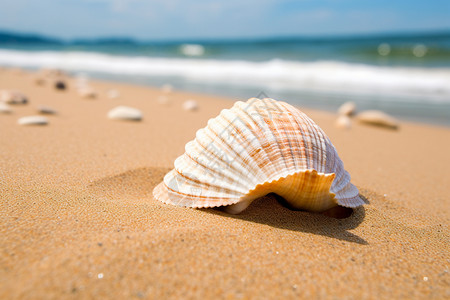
[0,68,449,299]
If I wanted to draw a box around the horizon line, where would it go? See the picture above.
[1,27,449,44]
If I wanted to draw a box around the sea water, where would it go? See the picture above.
[0,31,449,126]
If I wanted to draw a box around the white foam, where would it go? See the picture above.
[180,44,205,57]
[1,49,449,102]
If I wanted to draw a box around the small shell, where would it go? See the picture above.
[108,106,142,121]
[356,110,398,129]
[335,115,351,129]
[37,105,57,115]
[18,116,48,125]
[182,99,198,111]
[78,86,97,99]
[337,101,356,116]
[0,102,12,114]
[1,90,28,105]
[154,98,364,214]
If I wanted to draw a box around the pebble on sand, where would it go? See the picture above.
[335,115,352,129]
[0,102,12,114]
[54,80,67,90]
[0,90,28,105]
[18,116,48,126]
[182,99,198,111]
[356,110,399,130]
[338,101,356,116]
[108,106,142,121]
[37,105,57,115]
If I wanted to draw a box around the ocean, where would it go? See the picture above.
[1,31,449,126]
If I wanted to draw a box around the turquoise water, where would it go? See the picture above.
[1,31,449,125]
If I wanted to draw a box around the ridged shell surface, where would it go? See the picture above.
[153,98,364,214]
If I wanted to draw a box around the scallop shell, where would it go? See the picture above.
[153,98,364,214]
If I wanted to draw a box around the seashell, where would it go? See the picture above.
[182,99,198,111]
[337,101,356,116]
[153,98,364,214]
[18,116,48,126]
[356,110,398,130]
[0,102,12,114]
[37,105,57,115]
[108,105,142,121]
[335,115,351,129]
[0,90,28,105]
[78,86,97,99]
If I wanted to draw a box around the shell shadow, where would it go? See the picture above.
[88,167,367,245]
[205,193,368,245]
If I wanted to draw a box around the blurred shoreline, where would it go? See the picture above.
[1,30,449,126]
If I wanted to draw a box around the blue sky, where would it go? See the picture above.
[0,0,449,40]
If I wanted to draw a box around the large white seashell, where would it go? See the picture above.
[153,98,364,214]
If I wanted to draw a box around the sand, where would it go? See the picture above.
[0,68,449,299]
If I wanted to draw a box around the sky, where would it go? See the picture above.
[0,0,449,41]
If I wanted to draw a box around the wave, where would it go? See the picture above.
[1,49,449,102]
